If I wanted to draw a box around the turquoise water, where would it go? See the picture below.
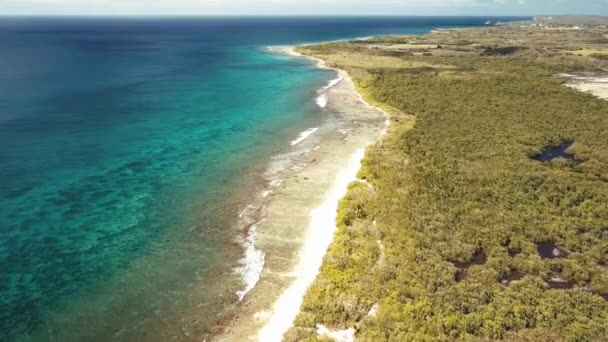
[0,17,526,340]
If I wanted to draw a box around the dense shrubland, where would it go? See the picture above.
[287,27,608,341]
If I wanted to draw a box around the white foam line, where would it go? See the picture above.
[322,75,344,91]
[316,76,343,108]
[236,224,265,301]
[290,127,319,146]
[269,179,283,188]
[257,149,366,342]
[316,94,328,108]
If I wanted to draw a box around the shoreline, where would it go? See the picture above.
[219,44,389,341]
[258,148,366,341]
[258,45,390,341]
[277,23,608,341]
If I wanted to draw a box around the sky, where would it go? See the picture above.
[0,0,607,16]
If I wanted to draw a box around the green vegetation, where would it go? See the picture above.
[286,26,608,341]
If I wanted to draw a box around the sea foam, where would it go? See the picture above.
[323,75,344,90]
[236,223,265,301]
[315,94,328,108]
[315,75,343,108]
[290,127,319,146]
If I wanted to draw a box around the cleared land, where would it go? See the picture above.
[286,24,608,341]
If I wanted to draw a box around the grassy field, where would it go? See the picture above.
[286,25,608,341]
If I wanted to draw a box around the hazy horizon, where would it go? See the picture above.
[0,0,606,16]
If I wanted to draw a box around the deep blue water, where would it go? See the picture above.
[0,16,527,341]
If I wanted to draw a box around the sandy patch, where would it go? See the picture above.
[560,73,608,100]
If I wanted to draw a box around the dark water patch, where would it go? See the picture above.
[5,185,35,199]
[482,46,521,56]
[532,141,580,163]
[455,269,467,282]
[501,237,521,257]
[452,250,487,268]
[501,270,525,286]
[547,275,575,289]
[452,250,487,282]
[536,241,569,259]
[473,251,488,265]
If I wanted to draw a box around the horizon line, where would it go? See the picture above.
[0,14,542,18]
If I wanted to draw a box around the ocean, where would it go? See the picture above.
[0,16,526,341]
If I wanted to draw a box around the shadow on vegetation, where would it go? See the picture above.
[501,270,525,286]
[453,250,487,282]
[481,46,521,56]
[507,246,521,257]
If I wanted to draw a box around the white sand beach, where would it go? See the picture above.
[215,45,389,341]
